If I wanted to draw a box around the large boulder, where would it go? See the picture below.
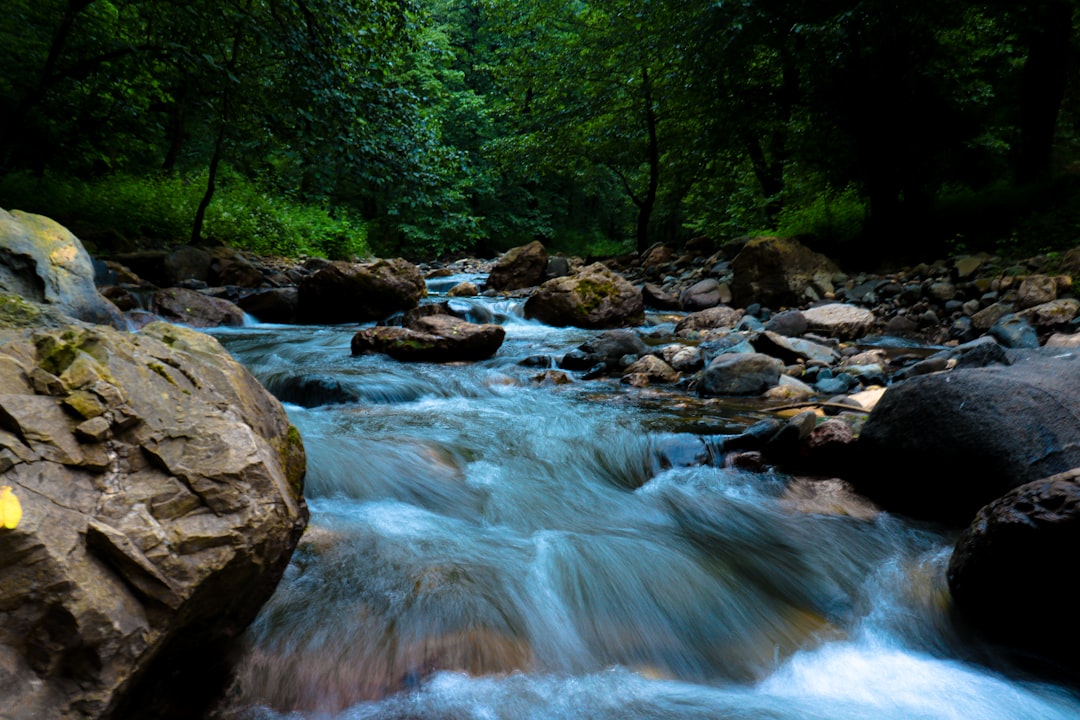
[351,314,505,362]
[730,236,840,308]
[485,241,548,291]
[0,209,124,328]
[0,321,308,720]
[524,262,644,328]
[853,353,1080,525]
[297,258,426,324]
[947,470,1080,668]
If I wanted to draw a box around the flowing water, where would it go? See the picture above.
[207,277,1080,720]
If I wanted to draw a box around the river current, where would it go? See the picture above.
[207,275,1080,720]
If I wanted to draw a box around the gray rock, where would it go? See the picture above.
[697,352,784,396]
[0,209,125,328]
[524,263,644,329]
[487,241,549,291]
[948,469,1080,668]
[853,353,1080,524]
[801,303,875,340]
[988,314,1040,349]
[0,321,307,720]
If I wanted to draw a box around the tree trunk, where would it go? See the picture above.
[636,66,660,254]
[1016,0,1072,184]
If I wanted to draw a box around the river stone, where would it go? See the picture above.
[209,247,266,288]
[752,330,839,366]
[1016,274,1058,309]
[524,262,644,328]
[163,245,213,285]
[680,278,724,310]
[947,469,1080,668]
[730,236,839,308]
[0,320,308,720]
[622,355,680,385]
[447,281,479,297]
[971,302,1014,331]
[351,314,505,362]
[853,353,1080,525]
[152,287,246,328]
[1016,298,1080,329]
[800,303,875,341]
[764,309,808,337]
[297,257,427,324]
[675,306,743,336]
[661,343,704,372]
[642,282,682,310]
[486,241,548,291]
[697,352,784,396]
[0,209,125,328]
[988,313,1040,349]
[238,287,299,324]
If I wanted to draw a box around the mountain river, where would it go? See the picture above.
[206,275,1080,720]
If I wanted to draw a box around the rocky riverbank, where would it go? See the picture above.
[5,207,1080,707]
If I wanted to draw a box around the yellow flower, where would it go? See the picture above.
[1,486,22,529]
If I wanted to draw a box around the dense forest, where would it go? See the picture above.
[2,0,1079,264]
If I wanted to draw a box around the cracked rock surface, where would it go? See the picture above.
[0,316,308,720]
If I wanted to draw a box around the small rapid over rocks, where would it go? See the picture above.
[206,276,1080,720]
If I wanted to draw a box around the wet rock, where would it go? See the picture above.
[297,257,426,324]
[486,241,548,291]
[988,314,1040,349]
[152,287,245,328]
[730,236,839,308]
[0,209,125,328]
[853,353,1080,524]
[0,321,307,720]
[697,353,784,396]
[524,262,644,329]
[448,281,479,297]
[948,469,1080,669]
[351,314,505,363]
[237,287,299,324]
[800,303,874,341]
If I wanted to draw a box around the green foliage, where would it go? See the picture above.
[776,187,867,246]
[0,171,367,259]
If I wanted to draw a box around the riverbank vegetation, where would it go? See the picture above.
[2,0,1078,263]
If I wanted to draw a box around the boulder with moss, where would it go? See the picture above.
[0,208,124,328]
[524,262,644,328]
[0,319,308,720]
[297,257,426,324]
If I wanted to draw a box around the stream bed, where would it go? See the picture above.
[207,281,1080,720]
